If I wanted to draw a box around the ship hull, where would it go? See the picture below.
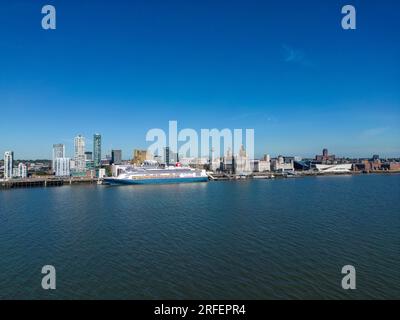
[104,176,208,185]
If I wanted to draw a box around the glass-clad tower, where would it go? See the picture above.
[93,134,102,168]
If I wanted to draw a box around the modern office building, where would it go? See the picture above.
[164,147,178,166]
[52,144,65,173]
[55,158,71,176]
[17,163,27,178]
[85,151,94,170]
[93,134,102,168]
[111,149,122,165]
[74,135,86,172]
[164,147,170,165]
[85,151,93,161]
[4,151,14,180]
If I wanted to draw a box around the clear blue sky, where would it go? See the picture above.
[0,0,399,159]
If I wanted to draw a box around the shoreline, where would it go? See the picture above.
[1,170,399,190]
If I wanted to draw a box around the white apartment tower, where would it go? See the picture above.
[17,163,27,178]
[55,158,70,177]
[74,135,86,172]
[52,144,65,173]
[4,151,14,180]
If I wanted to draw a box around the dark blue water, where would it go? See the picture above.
[0,174,399,299]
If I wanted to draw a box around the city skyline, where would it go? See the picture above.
[0,0,399,159]
[1,137,399,162]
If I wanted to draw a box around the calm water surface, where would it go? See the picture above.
[0,174,399,299]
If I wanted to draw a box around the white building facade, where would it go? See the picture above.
[271,156,294,172]
[17,163,27,178]
[234,145,252,175]
[52,144,65,173]
[315,164,353,173]
[98,168,106,178]
[55,158,71,177]
[251,159,271,172]
[4,151,14,180]
[74,135,86,172]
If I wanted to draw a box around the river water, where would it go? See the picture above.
[0,174,399,299]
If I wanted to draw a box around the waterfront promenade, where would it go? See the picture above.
[1,170,399,189]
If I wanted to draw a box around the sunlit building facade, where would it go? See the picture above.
[93,134,102,168]
[4,151,14,180]
[74,135,86,172]
[52,144,65,173]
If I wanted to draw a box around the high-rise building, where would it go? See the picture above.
[52,144,65,173]
[93,134,102,168]
[74,135,86,172]
[111,149,122,165]
[164,147,170,165]
[234,145,251,174]
[164,147,178,166]
[85,152,94,170]
[4,151,14,180]
[17,163,27,178]
[55,158,70,177]
[85,151,93,161]
[132,149,149,165]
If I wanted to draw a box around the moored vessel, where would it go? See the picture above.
[103,161,208,185]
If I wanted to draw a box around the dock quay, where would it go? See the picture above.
[208,172,277,180]
[0,177,99,189]
[1,171,398,189]
[206,170,400,181]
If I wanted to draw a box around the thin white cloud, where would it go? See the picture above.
[361,127,390,137]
